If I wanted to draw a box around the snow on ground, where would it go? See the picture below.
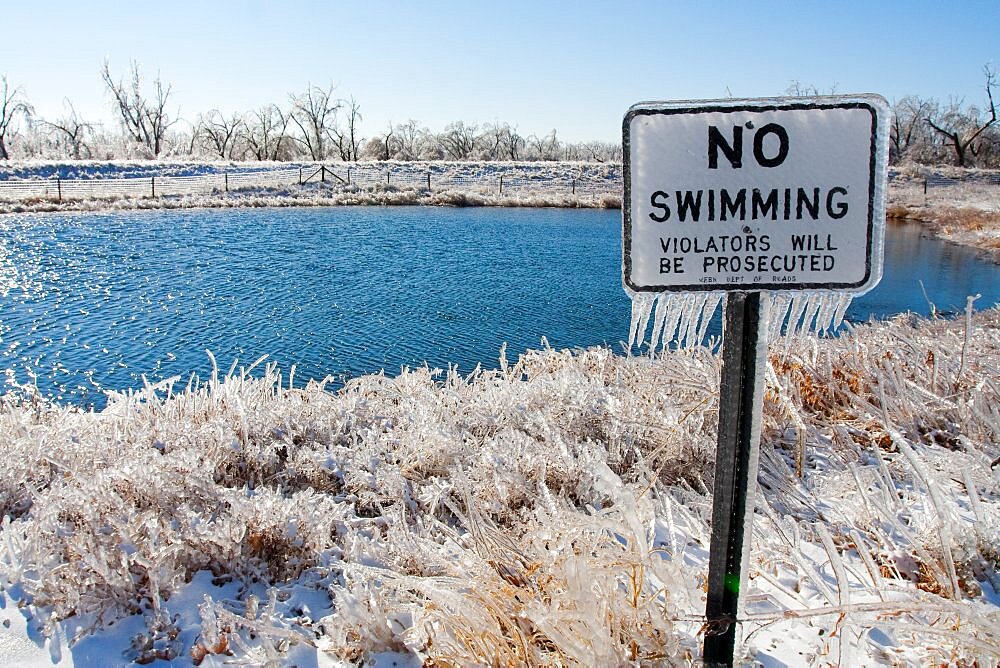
[0,161,287,181]
[0,161,623,214]
[2,160,999,259]
[0,309,998,665]
[888,166,1000,259]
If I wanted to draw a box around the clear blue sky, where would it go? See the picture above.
[3,1,998,143]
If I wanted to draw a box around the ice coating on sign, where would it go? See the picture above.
[628,290,854,353]
[630,291,724,352]
[624,95,890,294]
[623,94,890,351]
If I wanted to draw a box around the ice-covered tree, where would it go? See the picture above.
[288,84,341,160]
[331,96,362,161]
[438,121,478,160]
[196,110,245,160]
[480,121,523,161]
[527,129,560,161]
[0,74,33,160]
[242,104,292,161]
[925,66,997,167]
[100,60,176,157]
[889,96,936,164]
[39,99,96,159]
[580,140,621,163]
[392,120,432,160]
[362,124,399,161]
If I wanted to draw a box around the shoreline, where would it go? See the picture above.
[0,185,622,215]
[2,160,999,258]
[887,204,1000,262]
[886,168,1000,260]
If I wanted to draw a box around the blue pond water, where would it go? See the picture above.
[1,207,998,408]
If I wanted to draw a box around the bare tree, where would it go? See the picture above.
[579,140,620,163]
[197,110,245,159]
[926,65,997,167]
[0,75,33,160]
[242,104,291,161]
[438,121,478,160]
[505,126,524,160]
[39,99,96,159]
[975,123,1000,167]
[784,80,839,97]
[889,96,935,164]
[101,60,176,156]
[363,124,399,161]
[785,80,820,97]
[331,96,362,161]
[562,142,582,161]
[392,120,430,160]
[481,121,525,161]
[288,84,341,160]
[527,129,560,161]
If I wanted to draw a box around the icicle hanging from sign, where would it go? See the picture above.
[628,291,723,352]
[627,290,854,353]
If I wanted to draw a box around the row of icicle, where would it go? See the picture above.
[628,291,855,352]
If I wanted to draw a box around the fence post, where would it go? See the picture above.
[386,170,390,186]
[347,167,352,185]
[321,166,326,183]
[923,178,928,195]
[572,177,576,195]
[224,171,229,193]
[57,178,62,203]
[499,175,504,196]
[299,167,303,185]
[427,172,431,190]
[151,176,156,198]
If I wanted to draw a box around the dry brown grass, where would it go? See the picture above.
[932,207,1000,232]
[886,204,915,220]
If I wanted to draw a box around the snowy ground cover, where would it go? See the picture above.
[887,166,1000,259]
[0,308,997,665]
[2,160,998,260]
[0,161,623,213]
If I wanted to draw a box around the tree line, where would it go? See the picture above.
[0,61,620,164]
[1,61,997,167]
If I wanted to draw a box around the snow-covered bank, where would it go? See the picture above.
[0,309,997,665]
[0,161,622,214]
[0,185,621,214]
[887,167,1000,259]
[3,160,999,260]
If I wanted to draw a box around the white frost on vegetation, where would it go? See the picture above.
[0,161,623,215]
[0,311,998,665]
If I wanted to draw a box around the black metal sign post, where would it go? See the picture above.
[622,97,888,666]
[703,291,767,666]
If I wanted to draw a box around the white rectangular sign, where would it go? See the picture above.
[623,96,889,293]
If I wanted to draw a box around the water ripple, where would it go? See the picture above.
[0,209,998,409]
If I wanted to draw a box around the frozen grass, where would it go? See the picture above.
[0,186,622,216]
[0,310,998,665]
[0,161,623,215]
[889,203,1000,257]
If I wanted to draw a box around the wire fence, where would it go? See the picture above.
[0,163,622,203]
[889,168,1000,191]
[1,163,997,204]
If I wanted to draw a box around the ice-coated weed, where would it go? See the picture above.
[0,309,998,664]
